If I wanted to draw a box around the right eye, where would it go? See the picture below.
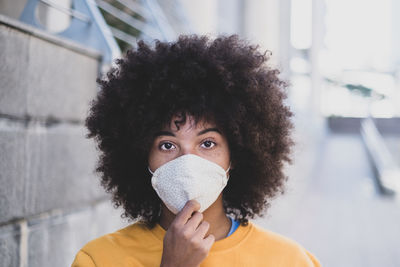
[159,142,176,151]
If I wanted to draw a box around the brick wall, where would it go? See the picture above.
[0,16,127,267]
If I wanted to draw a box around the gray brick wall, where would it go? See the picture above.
[0,224,21,267]
[0,16,127,267]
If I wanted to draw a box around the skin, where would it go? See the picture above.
[147,114,232,267]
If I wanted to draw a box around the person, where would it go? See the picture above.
[71,34,321,267]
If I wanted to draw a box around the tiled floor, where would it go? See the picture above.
[255,133,400,267]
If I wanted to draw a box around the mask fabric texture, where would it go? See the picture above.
[148,154,230,214]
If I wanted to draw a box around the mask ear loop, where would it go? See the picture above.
[225,162,232,179]
[148,166,155,175]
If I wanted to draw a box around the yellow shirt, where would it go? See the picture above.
[71,221,321,267]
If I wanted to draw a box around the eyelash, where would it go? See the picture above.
[158,139,216,151]
[159,142,176,151]
[200,139,216,149]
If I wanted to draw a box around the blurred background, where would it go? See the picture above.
[0,0,399,266]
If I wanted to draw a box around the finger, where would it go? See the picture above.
[193,220,210,239]
[203,234,215,250]
[185,211,203,230]
[174,200,200,226]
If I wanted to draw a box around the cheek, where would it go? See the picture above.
[147,146,176,171]
[203,147,230,170]
[221,148,231,169]
[147,145,162,171]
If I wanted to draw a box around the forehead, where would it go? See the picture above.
[163,115,216,132]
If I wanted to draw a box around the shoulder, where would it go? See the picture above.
[246,222,321,266]
[72,222,159,266]
[71,250,96,267]
[81,222,154,253]
[248,222,302,249]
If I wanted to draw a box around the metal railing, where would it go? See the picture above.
[95,0,193,49]
[20,0,121,72]
[361,118,400,195]
[19,0,193,72]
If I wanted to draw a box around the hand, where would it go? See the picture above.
[160,200,215,267]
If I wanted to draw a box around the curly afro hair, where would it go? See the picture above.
[85,34,293,227]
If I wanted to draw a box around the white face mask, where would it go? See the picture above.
[148,154,230,214]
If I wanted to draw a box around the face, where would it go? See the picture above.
[148,114,231,173]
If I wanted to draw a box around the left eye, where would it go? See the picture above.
[201,140,215,149]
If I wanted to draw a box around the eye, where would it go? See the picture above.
[201,140,216,149]
[159,142,176,151]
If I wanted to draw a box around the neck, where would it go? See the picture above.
[158,194,231,241]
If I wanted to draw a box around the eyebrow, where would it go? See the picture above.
[154,127,221,137]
